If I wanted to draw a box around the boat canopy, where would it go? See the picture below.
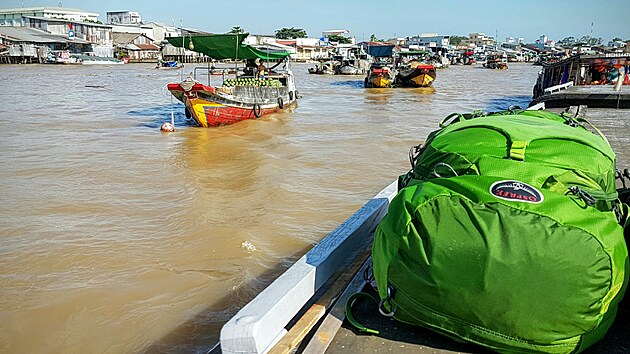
[166,33,291,60]
[366,44,395,58]
[397,50,432,56]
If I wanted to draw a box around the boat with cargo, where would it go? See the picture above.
[166,33,298,127]
[531,53,630,108]
[363,43,396,88]
[393,50,437,87]
[483,52,508,69]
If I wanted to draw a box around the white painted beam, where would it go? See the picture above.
[220,181,398,354]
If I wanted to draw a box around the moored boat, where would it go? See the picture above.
[80,56,126,65]
[393,50,437,87]
[166,33,298,127]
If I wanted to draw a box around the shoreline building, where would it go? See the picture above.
[0,6,99,27]
[106,11,142,25]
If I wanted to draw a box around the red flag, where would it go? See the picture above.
[68,23,73,30]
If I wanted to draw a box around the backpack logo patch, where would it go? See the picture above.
[490,180,544,204]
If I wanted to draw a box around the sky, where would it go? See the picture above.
[3,0,629,43]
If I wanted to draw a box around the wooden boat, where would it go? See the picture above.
[484,53,508,69]
[332,47,371,75]
[364,60,395,88]
[393,51,437,87]
[166,33,299,127]
[531,53,630,108]
[308,61,335,75]
[463,50,476,65]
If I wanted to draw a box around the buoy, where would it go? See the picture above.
[161,122,175,132]
[161,111,176,132]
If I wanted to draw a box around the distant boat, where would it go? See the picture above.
[80,56,126,65]
[393,51,437,87]
[308,60,335,75]
[166,33,299,127]
[331,46,370,75]
[156,60,184,70]
[364,59,395,88]
[484,53,508,69]
[44,50,82,65]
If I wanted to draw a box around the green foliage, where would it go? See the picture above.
[557,36,575,46]
[577,36,603,46]
[275,27,307,39]
[229,26,245,34]
[612,37,623,42]
[328,34,352,44]
[449,35,467,46]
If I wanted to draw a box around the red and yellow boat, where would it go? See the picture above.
[393,51,437,87]
[364,63,395,88]
[166,33,298,127]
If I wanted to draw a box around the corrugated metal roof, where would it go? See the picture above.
[112,32,140,45]
[0,26,90,44]
[135,43,159,50]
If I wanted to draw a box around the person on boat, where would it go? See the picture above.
[244,59,257,76]
[256,59,267,78]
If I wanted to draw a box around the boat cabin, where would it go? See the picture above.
[533,54,630,99]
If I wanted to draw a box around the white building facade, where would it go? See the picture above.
[0,7,99,27]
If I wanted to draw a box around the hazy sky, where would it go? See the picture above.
[3,0,629,42]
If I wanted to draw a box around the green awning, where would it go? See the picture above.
[166,33,291,60]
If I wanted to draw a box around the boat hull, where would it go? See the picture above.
[395,65,436,87]
[168,81,297,127]
[365,74,393,88]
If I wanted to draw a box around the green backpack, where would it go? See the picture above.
[372,109,629,353]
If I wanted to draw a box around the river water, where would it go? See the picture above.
[0,62,628,353]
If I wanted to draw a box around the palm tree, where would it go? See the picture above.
[229,26,245,34]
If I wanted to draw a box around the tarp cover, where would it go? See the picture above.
[166,33,291,60]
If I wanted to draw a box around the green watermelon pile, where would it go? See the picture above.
[222,78,283,87]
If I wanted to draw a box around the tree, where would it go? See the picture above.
[449,35,467,46]
[612,37,623,42]
[328,34,352,44]
[275,27,307,39]
[229,26,245,34]
[557,36,576,46]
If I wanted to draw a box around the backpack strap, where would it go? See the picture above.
[344,292,381,334]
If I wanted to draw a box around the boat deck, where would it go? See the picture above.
[218,106,630,354]
[531,85,630,109]
[321,106,630,354]
[322,273,630,354]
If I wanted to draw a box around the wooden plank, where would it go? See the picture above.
[268,304,327,354]
[269,250,372,354]
[220,181,398,354]
[301,257,373,354]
